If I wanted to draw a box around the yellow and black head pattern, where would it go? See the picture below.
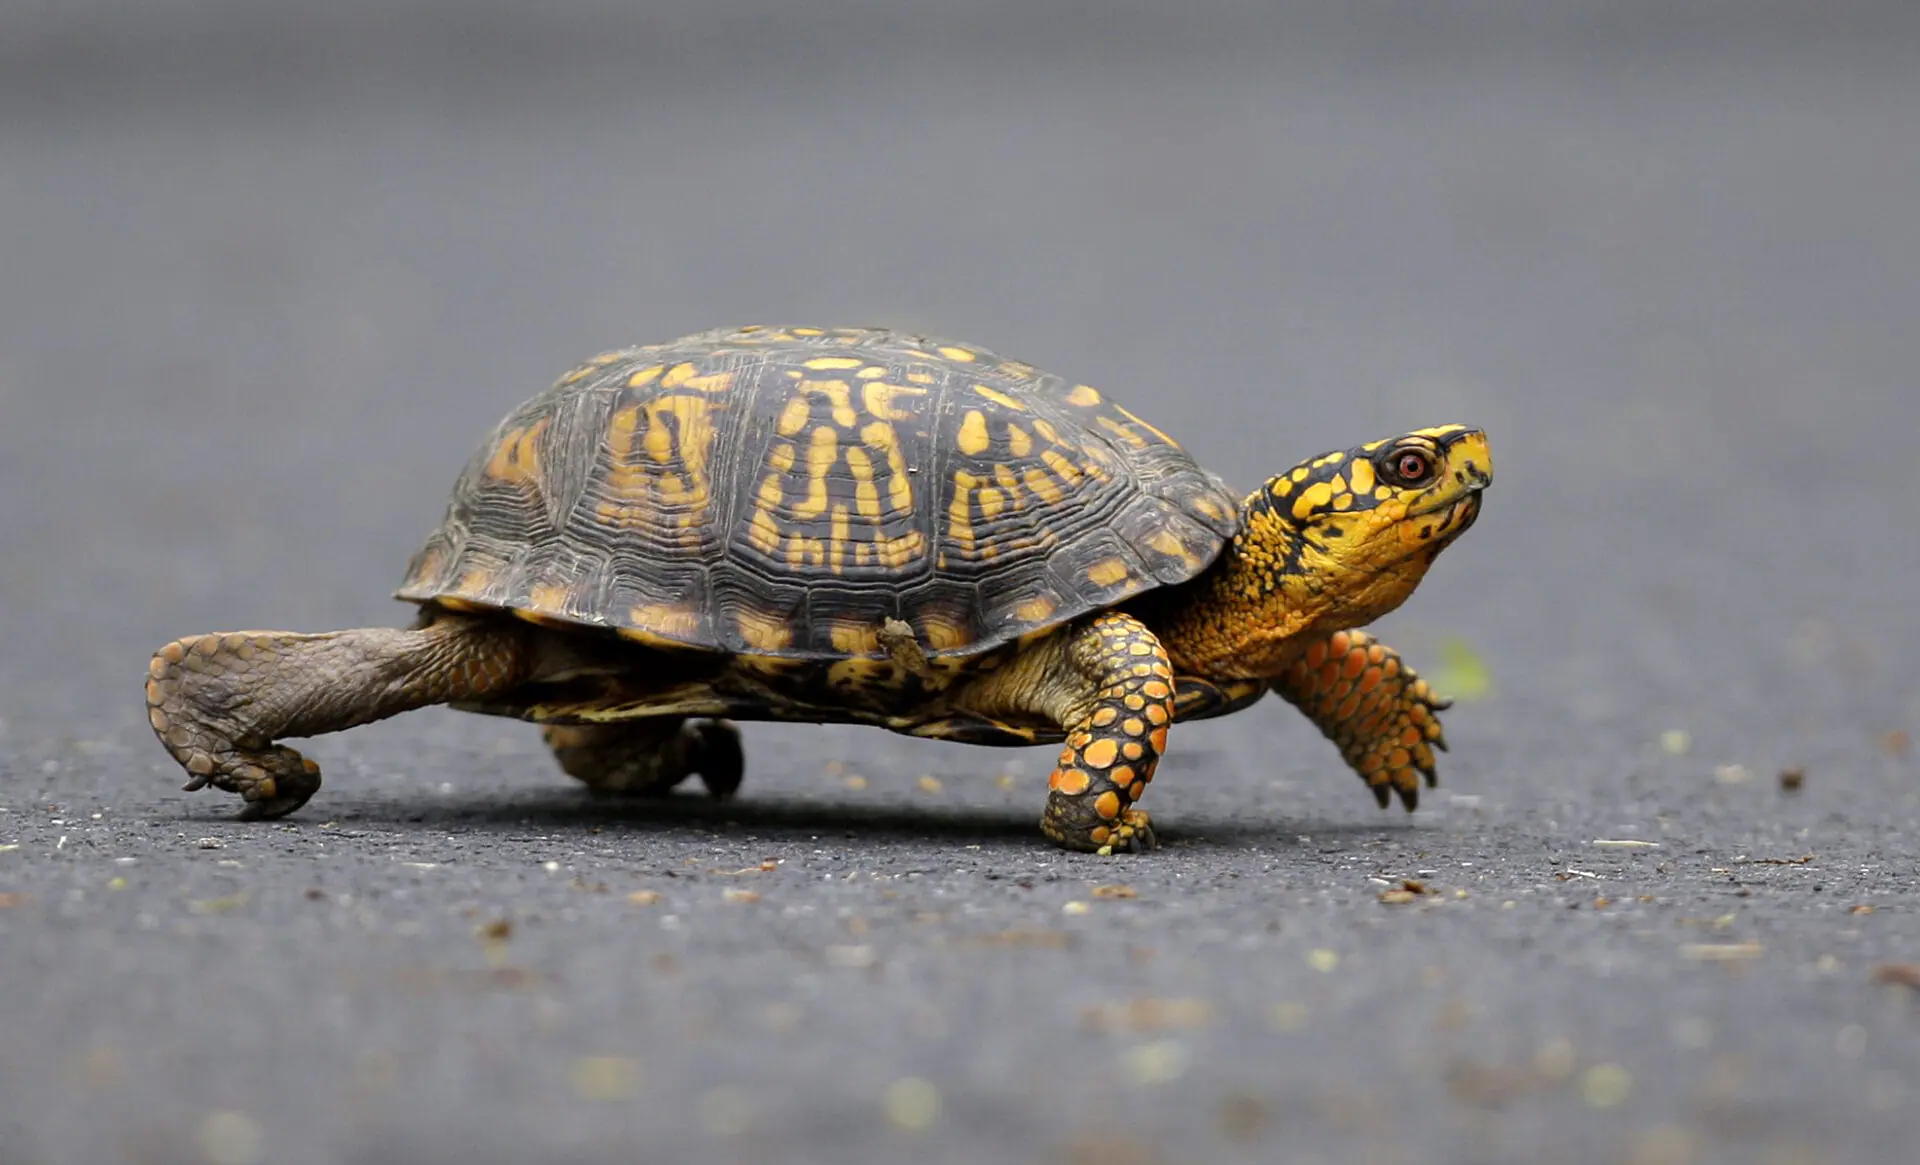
[397,326,1240,663]
[1236,424,1491,622]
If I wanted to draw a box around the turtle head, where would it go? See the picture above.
[1154,423,1494,678]
[1246,424,1491,631]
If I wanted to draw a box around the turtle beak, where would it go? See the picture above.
[1443,428,1493,493]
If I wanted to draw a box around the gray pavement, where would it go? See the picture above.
[4,5,1920,1163]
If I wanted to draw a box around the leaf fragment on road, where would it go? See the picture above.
[1681,942,1764,961]
[1431,637,1492,701]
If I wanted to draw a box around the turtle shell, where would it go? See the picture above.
[396,325,1240,660]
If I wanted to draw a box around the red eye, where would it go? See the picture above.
[1392,450,1434,483]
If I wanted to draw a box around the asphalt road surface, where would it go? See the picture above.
[4,5,1920,1163]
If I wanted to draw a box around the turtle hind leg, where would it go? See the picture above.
[543,720,743,800]
[145,615,530,819]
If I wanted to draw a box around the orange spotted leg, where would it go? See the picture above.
[145,614,530,819]
[1271,629,1449,810]
[1039,612,1177,855]
[543,719,744,800]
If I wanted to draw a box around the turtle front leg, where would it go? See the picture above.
[1271,629,1449,810]
[145,615,531,819]
[542,719,744,800]
[964,612,1177,855]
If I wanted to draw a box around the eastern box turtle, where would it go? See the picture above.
[146,325,1491,854]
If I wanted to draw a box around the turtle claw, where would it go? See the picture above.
[1098,809,1157,855]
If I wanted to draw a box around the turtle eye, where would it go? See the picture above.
[1384,448,1436,486]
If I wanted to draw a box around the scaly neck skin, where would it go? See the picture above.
[1151,490,1439,680]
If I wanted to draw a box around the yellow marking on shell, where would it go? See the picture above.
[1016,595,1057,624]
[856,365,888,380]
[756,471,786,509]
[828,504,852,575]
[588,351,624,365]
[1192,496,1228,521]
[937,346,977,363]
[626,365,663,388]
[736,608,794,651]
[484,418,546,487]
[826,658,893,690]
[802,379,858,426]
[769,441,796,472]
[408,546,444,586]
[627,603,701,640]
[748,473,783,553]
[845,446,883,518]
[598,404,652,528]
[876,530,925,569]
[1022,466,1065,505]
[791,327,824,336]
[957,410,992,456]
[785,533,827,568]
[1147,529,1203,569]
[973,384,1026,411]
[560,364,598,385]
[948,470,981,553]
[919,614,972,651]
[454,567,495,597]
[776,395,811,436]
[1086,557,1130,588]
[1066,384,1101,407]
[1033,418,1061,444]
[432,596,485,613]
[861,422,915,513]
[790,425,840,519]
[1096,415,1149,449]
[1112,404,1175,444]
[1039,449,1084,485]
[646,396,718,523]
[526,582,572,614]
[747,510,781,554]
[977,487,1007,519]
[1005,423,1033,457]
[642,414,675,463]
[1291,480,1336,520]
[804,356,864,371]
[661,362,733,393]
[906,370,937,384]
[861,381,926,421]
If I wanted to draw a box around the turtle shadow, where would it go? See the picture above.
[186,785,1433,851]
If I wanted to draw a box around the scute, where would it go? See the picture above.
[397,326,1240,660]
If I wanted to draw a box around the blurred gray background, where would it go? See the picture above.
[3,3,1919,1164]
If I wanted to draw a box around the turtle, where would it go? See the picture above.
[144,324,1491,854]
